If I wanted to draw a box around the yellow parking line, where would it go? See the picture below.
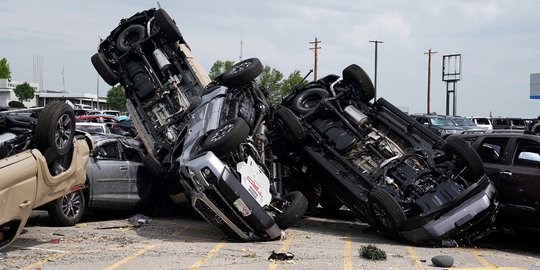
[470,250,492,267]
[189,240,226,270]
[406,246,425,270]
[267,233,295,270]
[344,235,352,270]
[104,243,155,270]
[19,252,67,270]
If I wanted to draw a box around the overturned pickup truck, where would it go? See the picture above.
[93,8,307,241]
[273,65,498,244]
[0,102,91,249]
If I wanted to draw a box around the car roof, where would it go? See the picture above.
[452,132,540,140]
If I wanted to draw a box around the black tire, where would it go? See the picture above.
[274,107,305,145]
[35,102,76,160]
[201,118,250,157]
[48,189,85,226]
[444,137,485,179]
[291,88,329,114]
[343,64,375,103]
[91,53,119,86]
[368,189,406,233]
[116,24,146,52]
[220,58,263,88]
[319,192,342,212]
[155,8,183,42]
[273,191,309,230]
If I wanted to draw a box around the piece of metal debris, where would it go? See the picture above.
[431,255,454,267]
[268,251,294,261]
[127,214,151,227]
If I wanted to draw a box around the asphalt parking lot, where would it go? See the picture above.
[1,210,539,270]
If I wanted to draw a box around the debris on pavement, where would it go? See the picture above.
[127,214,151,227]
[268,251,295,261]
[431,255,454,267]
[359,245,387,260]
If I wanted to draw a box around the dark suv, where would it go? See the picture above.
[92,8,307,241]
[274,65,498,244]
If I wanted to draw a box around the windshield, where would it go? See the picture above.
[430,117,457,126]
[453,118,476,126]
[77,125,105,134]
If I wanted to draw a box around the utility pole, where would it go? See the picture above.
[424,48,437,114]
[369,40,383,100]
[309,37,321,81]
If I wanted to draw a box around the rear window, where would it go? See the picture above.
[475,118,490,125]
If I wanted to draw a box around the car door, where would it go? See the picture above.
[496,138,540,228]
[89,140,132,209]
[122,145,153,209]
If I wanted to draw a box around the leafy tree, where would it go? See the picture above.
[258,65,284,105]
[0,58,10,79]
[8,100,25,108]
[280,70,306,101]
[14,82,34,102]
[106,86,126,111]
[208,60,235,80]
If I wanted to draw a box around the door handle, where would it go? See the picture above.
[120,166,128,171]
[500,170,513,176]
[19,200,32,209]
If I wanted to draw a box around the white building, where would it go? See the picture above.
[0,79,39,107]
[0,78,109,110]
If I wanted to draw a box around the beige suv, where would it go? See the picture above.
[0,102,91,249]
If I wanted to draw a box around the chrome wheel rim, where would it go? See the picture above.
[55,114,72,150]
[61,191,81,218]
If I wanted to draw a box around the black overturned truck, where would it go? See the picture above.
[92,8,307,241]
[273,64,498,244]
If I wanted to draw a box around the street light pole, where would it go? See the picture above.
[369,40,383,100]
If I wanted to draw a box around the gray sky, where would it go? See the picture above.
[1,0,539,117]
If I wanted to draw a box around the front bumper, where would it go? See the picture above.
[400,179,498,244]
[185,151,282,241]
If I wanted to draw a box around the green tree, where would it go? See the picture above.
[0,58,10,79]
[258,65,284,105]
[280,70,306,101]
[208,60,235,80]
[106,86,126,111]
[8,100,25,108]
[14,82,34,102]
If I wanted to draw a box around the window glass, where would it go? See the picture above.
[476,118,490,125]
[477,137,509,163]
[96,142,118,160]
[123,147,142,163]
[513,139,540,168]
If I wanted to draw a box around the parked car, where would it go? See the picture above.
[411,114,464,137]
[76,122,112,135]
[448,116,486,134]
[93,8,307,241]
[46,135,159,226]
[76,114,119,123]
[451,133,540,231]
[0,102,91,249]
[274,65,498,244]
[491,117,526,130]
[471,116,493,132]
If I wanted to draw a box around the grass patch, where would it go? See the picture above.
[359,245,387,261]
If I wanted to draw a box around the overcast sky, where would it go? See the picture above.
[1,0,539,117]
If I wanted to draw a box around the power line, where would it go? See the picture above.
[309,37,321,81]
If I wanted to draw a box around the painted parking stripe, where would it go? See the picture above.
[343,235,352,270]
[267,233,295,270]
[470,249,493,267]
[19,252,67,270]
[188,240,226,270]
[104,243,156,270]
[406,246,425,270]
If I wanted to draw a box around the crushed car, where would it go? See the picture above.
[92,8,308,241]
[273,64,498,244]
[0,102,91,249]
